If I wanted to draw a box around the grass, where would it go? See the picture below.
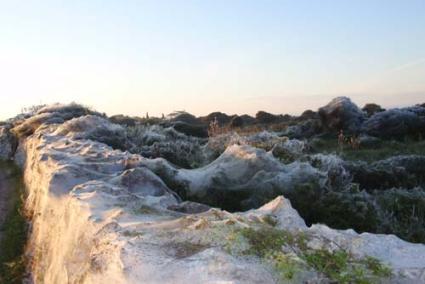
[310,136,425,162]
[362,256,392,278]
[303,249,391,283]
[0,162,28,284]
[239,227,295,257]
[228,226,391,283]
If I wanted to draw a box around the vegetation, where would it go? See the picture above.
[0,162,28,284]
[362,103,385,117]
[310,136,425,162]
[303,249,391,283]
[375,188,425,243]
[283,181,425,244]
[227,226,391,283]
[286,183,379,232]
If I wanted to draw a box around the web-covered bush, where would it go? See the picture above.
[126,125,208,168]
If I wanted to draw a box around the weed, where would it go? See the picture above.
[227,226,392,283]
[239,227,293,257]
[362,256,392,278]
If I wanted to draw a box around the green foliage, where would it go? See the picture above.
[239,227,292,257]
[228,226,391,283]
[302,249,391,283]
[374,188,425,243]
[265,251,299,281]
[262,214,278,227]
[283,180,425,243]
[0,162,28,284]
[284,182,380,233]
[362,256,392,278]
[0,201,27,284]
[303,249,351,283]
[310,137,425,162]
[236,227,306,281]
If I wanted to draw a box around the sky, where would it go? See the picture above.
[1,0,425,119]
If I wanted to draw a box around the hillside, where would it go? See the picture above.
[1,98,425,283]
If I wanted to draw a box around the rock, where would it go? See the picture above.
[253,196,307,230]
[362,107,425,139]
[110,167,179,198]
[12,112,65,138]
[18,112,280,283]
[318,97,366,133]
[308,224,425,277]
[14,103,425,283]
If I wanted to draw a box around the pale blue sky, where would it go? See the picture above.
[1,0,424,119]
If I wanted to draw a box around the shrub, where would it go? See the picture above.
[362,103,385,117]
